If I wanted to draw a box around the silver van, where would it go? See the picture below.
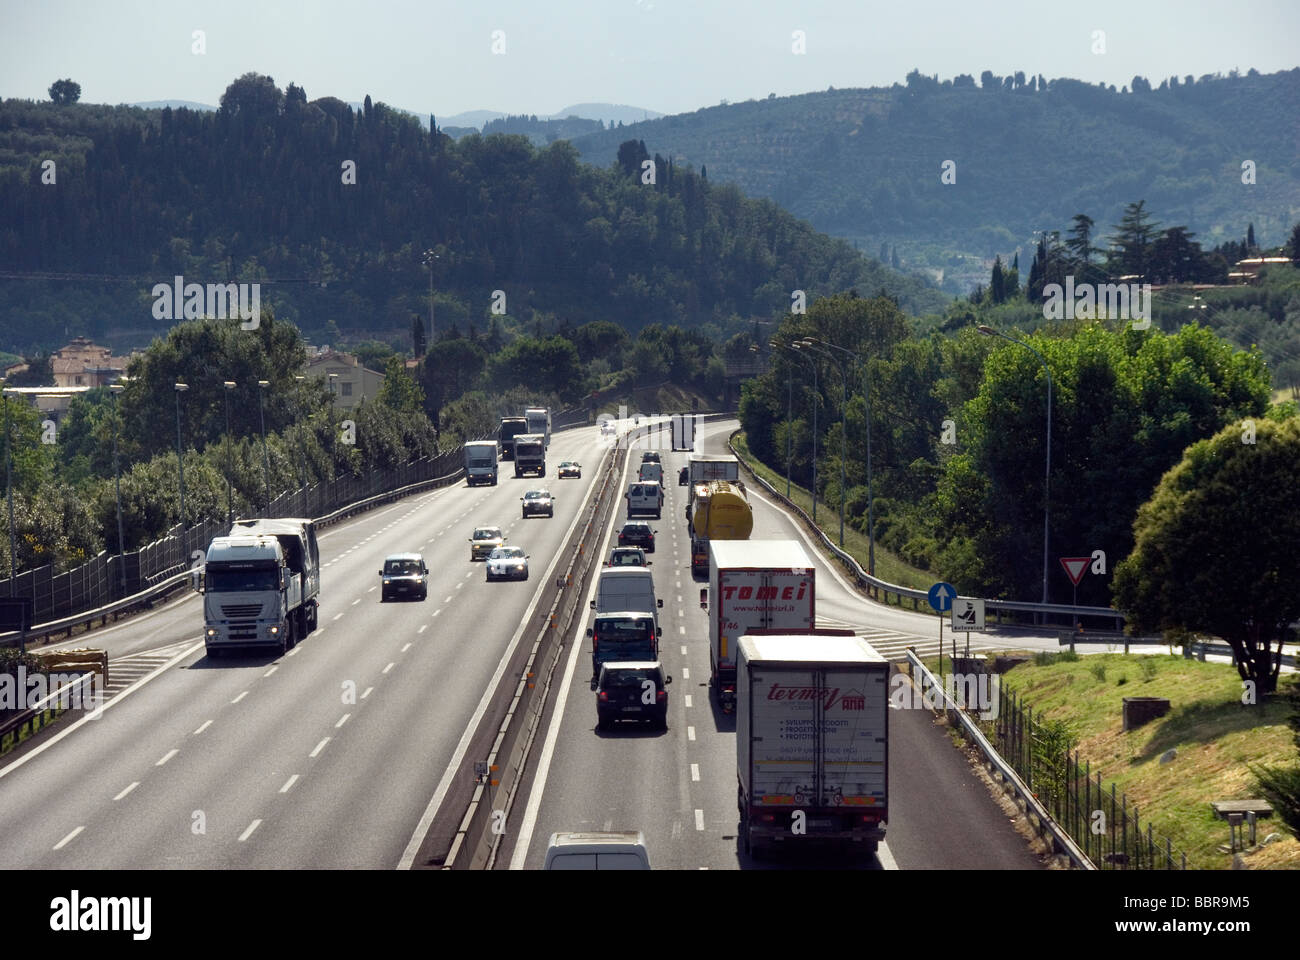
[591,567,663,617]
[625,481,663,519]
[544,831,651,869]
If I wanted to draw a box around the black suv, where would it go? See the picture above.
[379,554,428,601]
[640,451,661,464]
[596,662,672,730]
[617,522,656,553]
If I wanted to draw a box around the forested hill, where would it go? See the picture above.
[569,68,1300,276]
[0,74,946,355]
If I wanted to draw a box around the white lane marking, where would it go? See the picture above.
[368,586,377,592]
[336,713,351,728]
[231,691,249,704]
[280,774,299,794]
[678,609,683,618]
[432,609,441,617]
[193,720,212,735]
[53,826,84,850]
[0,638,205,783]
[352,598,361,606]
[402,642,413,652]
[287,646,301,657]
[687,726,696,741]
[676,581,681,588]
[684,695,693,708]
[877,840,900,869]
[382,662,395,674]
[464,571,474,579]
[264,666,278,678]
[443,596,452,603]
[238,819,262,842]
[691,763,700,782]
[456,583,464,590]
[417,625,428,634]
[677,595,682,603]
[361,686,374,699]
[680,645,687,655]
[682,668,689,680]
[114,782,139,801]
[309,738,330,757]
[156,749,178,766]
[695,809,705,831]
[333,613,344,621]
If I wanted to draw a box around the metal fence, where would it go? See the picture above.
[987,683,1188,869]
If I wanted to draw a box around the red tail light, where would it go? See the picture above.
[656,690,666,701]
[859,814,879,824]
[598,691,608,701]
[759,814,776,823]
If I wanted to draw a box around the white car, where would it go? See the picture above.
[486,546,529,581]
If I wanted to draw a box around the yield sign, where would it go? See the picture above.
[1059,557,1090,587]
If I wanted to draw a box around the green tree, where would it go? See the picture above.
[1113,417,1300,694]
[1107,201,1162,279]
[377,356,424,415]
[48,79,81,105]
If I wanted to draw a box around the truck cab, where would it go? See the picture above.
[464,440,499,485]
[201,536,296,655]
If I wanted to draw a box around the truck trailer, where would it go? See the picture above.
[513,433,546,477]
[689,479,753,575]
[702,540,814,711]
[498,416,529,460]
[737,632,889,859]
[463,440,499,486]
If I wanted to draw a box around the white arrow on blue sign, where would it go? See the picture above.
[928,581,956,613]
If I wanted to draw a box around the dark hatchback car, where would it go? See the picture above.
[596,662,672,730]
[617,522,656,553]
[379,554,428,601]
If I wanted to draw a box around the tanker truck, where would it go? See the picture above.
[689,478,753,575]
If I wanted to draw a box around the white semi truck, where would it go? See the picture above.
[201,518,320,656]
[513,433,546,477]
[701,540,815,712]
[525,407,551,447]
[737,632,889,858]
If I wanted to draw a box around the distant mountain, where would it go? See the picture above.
[568,69,1300,291]
[550,103,663,126]
[438,109,507,129]
[129,100,216,111]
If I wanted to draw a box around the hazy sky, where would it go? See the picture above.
[2,0,1297,118]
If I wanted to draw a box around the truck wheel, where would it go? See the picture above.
[539,467,545,477]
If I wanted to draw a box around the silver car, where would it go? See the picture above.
[486,546,530,581]
[521,489,555,518]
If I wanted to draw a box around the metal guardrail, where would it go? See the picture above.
[1,460,472,651]
[1058,632,1298,668]
[726,432,1125,630]
[904,649,1095,869]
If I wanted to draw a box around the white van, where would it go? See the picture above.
[544,831,651,869]
[591,567,662,617]
[638,462,664,486]
[625,481,663,519]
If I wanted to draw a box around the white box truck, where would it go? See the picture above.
[513,433,546,477]
[525,407,551,447]
[737,633,889,858]
[463,440,499,486]
[701,540,815,712]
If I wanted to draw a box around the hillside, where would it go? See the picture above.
[0,75,947,355]
[570,69,1300,288]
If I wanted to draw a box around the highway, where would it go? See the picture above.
[1,416,1047,869]
[502,419,1045,870]
[0,425,615,868]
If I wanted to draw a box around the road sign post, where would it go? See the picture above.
[928,582,955,674]
[1059,557,1089,626]
[950,598,984,656]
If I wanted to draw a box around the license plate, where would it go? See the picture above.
[808,818,833,829]
[621,706,641,712]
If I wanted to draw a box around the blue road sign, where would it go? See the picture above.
[928,581,956,613]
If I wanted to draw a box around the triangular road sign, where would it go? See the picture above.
[1059,556,1090,586]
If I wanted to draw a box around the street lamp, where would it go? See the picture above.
[327,373,339,480]
[223,381,236,525]
[978,324,1053,608]
[799,339,849,548]
[257,380,271,511]
[109,383,127,593]
[1,379,14,596]
[803,336,874,571]
[422,250,440,342]
[786,342,820,521]
[293,375,307,493]
[174,382,189,543]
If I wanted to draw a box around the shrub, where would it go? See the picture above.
[1089,662,1106,682]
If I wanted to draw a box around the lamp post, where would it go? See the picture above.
[109,383,127,594]
[779,343,819,521]
[765,341,793,497]
[174,382,189,543]
[799,339,849,548]
[978,325,1053,608]
[257,380,271,511]
[223,381,236,525]
[293,375,307,493]
[1,380,14,597]
[803,337,873,571]
[422,250,439,342]
[327,373,339,480]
